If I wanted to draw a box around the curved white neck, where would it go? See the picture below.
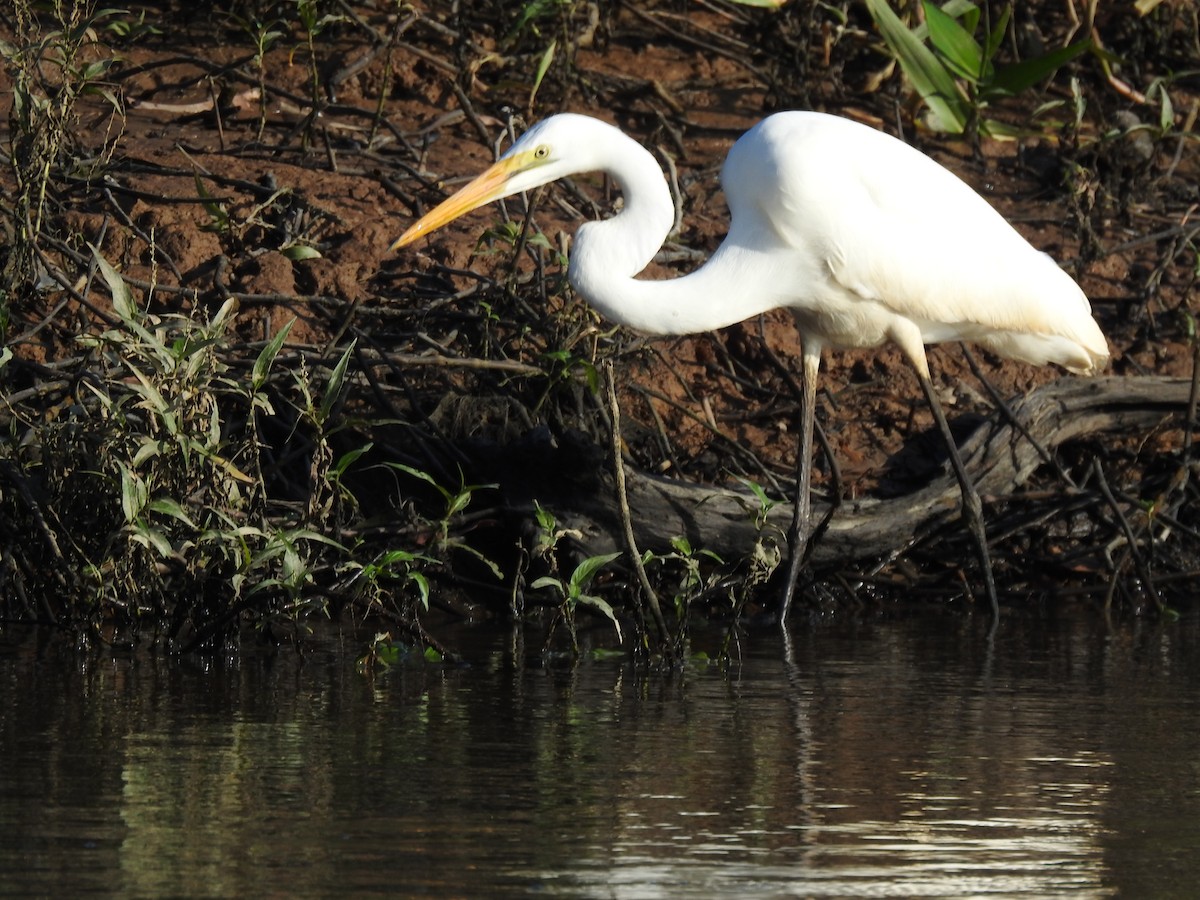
[564,126,788,336]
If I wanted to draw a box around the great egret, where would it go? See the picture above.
[391,112,1109,622]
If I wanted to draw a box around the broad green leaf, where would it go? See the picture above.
[130,522,173,558]
[148,497,198,529]
[865,0,966,132]
[569,551,622,592]
[131,438,162,468]
[531,575,564,595]
[923,1,982,83]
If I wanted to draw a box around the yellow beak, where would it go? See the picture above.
[389,154,527,252]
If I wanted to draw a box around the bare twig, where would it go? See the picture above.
[604,361,668,640]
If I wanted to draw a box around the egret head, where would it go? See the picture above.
[390,114,601,252]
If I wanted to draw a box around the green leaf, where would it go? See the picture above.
[387,462,453,502]
[333,443,372,477]
[130,522,174,558]
[281,244,322,261]
[569,551,622,593]
[576,593,623,641]
[147,497,198,529]
[987,39,1092,98]
[253,318,294,390]
[125,362,177,433]
[409,571,430,609]
[979,118,1020,139]
[865,0,966,132]
[529,38,556,109]
[319,340,355,424]
[446,490,473,518]
[982,5,1011,67]
[923,1,983,83]
[450,541,504,581]
[535,502,556,533]
[670,536,694,555]
[90,244,135,321]
[735,476,777,511]
[117,462,148,522]
[590,647,627,661]
[369,639,402,667]
[531,575,564,595]
[423,646,443,663]
[193,173,229,232]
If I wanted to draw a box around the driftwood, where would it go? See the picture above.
[485,377,1195,568]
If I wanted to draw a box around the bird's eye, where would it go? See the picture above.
[534,145,550,160]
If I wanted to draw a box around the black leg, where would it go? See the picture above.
[917,373,1000,619]
[779,347,820,626]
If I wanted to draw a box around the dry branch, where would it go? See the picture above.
[489,377,1194,568]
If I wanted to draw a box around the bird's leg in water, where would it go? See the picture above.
[916,373,1001,619]
[778,344,821,625]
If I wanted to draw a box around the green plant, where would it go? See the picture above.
[505,0,575,114]
[1,0,126,327]
[643,537,725,621]
[229,11,286,141]
[385,463,502,580]
[730,477,784,619]
[866,0,1091,137]
[532,550,624,646]
[291,0,347,144]
[0,244,364,646]
[351,548,434,611]
[194,170,323,259]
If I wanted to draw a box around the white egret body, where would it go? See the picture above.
[392,112,1109,621]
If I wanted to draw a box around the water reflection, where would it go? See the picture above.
[1,611,1198,897]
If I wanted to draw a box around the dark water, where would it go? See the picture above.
[2,610,1198,898]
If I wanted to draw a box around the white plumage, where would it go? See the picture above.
[393,111,1109,622]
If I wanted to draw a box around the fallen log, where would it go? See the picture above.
[483,376,1195,567]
